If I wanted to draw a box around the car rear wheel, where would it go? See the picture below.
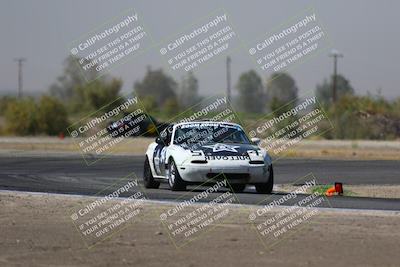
[168,159,186,191]
[255,165,274,194]
[143,157,160,189]
[230,184,246,193]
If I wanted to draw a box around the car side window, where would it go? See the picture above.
[160,126,173,145]
[159,129,168,144]
[165,125,173,145]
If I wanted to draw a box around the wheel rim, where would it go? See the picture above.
[168,162,176,187]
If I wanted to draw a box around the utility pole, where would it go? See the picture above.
[226,56,231,103]
[14,58,26,98]
[329,50,343,139]
[329,50,343,104]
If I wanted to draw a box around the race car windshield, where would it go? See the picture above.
[173,123,250,147]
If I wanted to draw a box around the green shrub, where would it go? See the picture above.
[0,96,17,116]
[4,96,69,136]
[163,97,179,116]
[4,98,37,135]
[37,95,69,135]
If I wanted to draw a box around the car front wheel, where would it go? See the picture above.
[143,157,160,189]
[255,165,274,194]
[168,159,186,191]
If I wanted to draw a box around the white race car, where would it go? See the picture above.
[143,121,273,193]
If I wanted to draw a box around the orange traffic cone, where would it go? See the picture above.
[325,182,344,196]
[325,186,336,196]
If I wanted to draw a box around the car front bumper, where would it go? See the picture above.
[177,161,271,184]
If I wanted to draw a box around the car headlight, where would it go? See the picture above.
[247,150,265,164]
[190,150,207,164]
[191,151,203,156]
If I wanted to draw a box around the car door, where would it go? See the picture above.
[153,126,173,177]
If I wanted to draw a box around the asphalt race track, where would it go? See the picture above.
[0,154,399,211]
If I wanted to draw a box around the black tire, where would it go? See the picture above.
[143,157,160,189]
[255,165,274,194]
[168,159,186,191]
[230,184,246,193]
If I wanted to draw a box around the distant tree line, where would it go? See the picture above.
[0,56,201,135]
[0,55,399,139]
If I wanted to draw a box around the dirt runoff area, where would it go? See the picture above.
[277,184,400,199]
[1,191,399,267]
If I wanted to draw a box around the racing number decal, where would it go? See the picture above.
[160,147,167,175]
[153,144,162,175]
[153,144,167,175]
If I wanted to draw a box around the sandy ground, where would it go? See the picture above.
[0,137,151,156]
[343,185,400,199]
[0,137,399,160]
[0,191,399,267]
[284,140,400,160]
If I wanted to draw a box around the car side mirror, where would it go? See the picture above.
[155,137,163,144]
[251,137,261,145]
